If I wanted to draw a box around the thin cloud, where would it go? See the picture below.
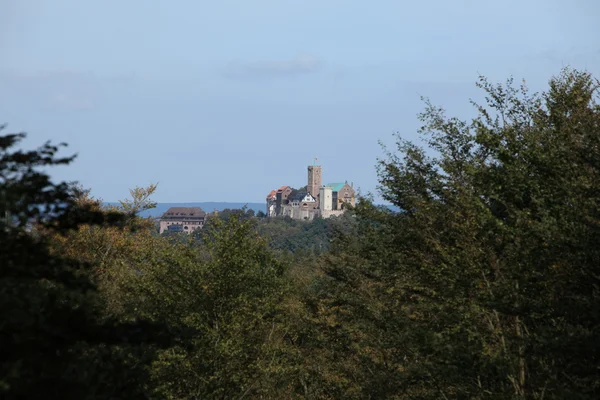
[223,55,322,79]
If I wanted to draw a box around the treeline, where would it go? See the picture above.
[196,208,356,256]
[163,207,356,258]
[1,68,599,399]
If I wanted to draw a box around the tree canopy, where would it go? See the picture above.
[316,68,600,398]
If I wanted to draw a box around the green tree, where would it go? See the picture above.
[0,126,161,399]
[53,184,165,320]
[314,69,600,399]
[132,214,291,398]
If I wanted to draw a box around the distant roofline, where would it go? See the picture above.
[325,182,352,192]
[161,206,206,219]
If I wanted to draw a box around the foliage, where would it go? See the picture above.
[134,215,291,398]
[0,127,158,399]
[211,206,255,223]
[256,213,356,256]
[53,188,296,398]
[314,68,600,399]
[51,183,166,320]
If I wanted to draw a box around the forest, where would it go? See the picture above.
[1,68,599,399]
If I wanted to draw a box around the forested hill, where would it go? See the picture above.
[106,202,266,217]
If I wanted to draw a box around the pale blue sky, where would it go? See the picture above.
[1,0,599,202]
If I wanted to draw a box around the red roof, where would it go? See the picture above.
[277,185,291,192]
[266,190,277,200]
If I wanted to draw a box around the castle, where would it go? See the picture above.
[266,164,356,220]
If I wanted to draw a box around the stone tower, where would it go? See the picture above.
[319,186,332,212]
[307,165,322,201]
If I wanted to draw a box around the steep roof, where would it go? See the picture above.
[161,207,206,219]
[289,191,308,202]
[301,193,317,202]
[266,190,277,200]
[326,182,346,192]
[277,185,291,192]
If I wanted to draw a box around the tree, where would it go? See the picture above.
[131,214,291,398]
[52,183,164,320]
[0,126,162,399]
[315,69,600,399]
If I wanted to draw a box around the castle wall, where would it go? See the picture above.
[281,204,318,221]
[320,209,345,219]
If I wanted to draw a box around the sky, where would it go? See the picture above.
[1,0,599,203]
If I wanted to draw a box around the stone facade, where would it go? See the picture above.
[281,192,318,220]
[320,186,332,212]
[275,186,293,216]
[159,207,206,234]
[307,165,322,204]
[329,182,356,210]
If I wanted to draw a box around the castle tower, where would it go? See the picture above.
[307,164,322,202]
[319,186,332,212]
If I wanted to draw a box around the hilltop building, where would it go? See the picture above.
[159,207,206,234]
[266,164,355,220]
